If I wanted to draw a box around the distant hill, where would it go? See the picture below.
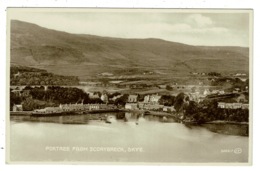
[10,20,249,79]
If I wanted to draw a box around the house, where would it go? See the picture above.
[44,107,62,113]
[203,89,211,96]
[235,73,242,76]
[125,103,138,110]
[219,90,225,95]
[137,102,145,109]
[89,93,100,99]
[59,103,85,111]
[144,94,161,103]
[235,73,246,77]
[232,88,240,93]
[191,72,198,75]
[44,86,48,91]
[225,103,234,109]
[128,95,138,103]
[240,78,247,82]
[163,106,175,112]
[101,94,109,103]
[234,88,241,91]
[211,89,225,95]
[232,103,242,109]
[33,108,46,113]
[138,102,163,110]
[150,95,161,103]
[34,107,62,114]
[217,102,247,109]
[211,90,219,94]
[34,103,114,114]
[188,92,207,103]
[218,102,226,109]
[59,104,71,111]
[144,95,150,103]
[89,104,100,110]
[158,85,167,89]
[13,104,23,111]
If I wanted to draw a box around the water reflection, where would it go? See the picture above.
[10,116,249,163]
[10,112,177,125]
[10,112,248,137]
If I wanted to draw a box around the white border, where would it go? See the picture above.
[1,0,260,171]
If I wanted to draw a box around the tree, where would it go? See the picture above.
[184,101,199,117]
[115,94,129,106]
[166,85,173,91]
[208,72,221,77]
[10,91,22,111]
[174,93,185,112]
[159,95,175,106]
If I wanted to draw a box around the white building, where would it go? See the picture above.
[217,102,248,109]
[89,104,100,110]
[218,102,226,109]
[89,93,100,99]
[13,104,23,111]
[203,89,211,96]
[163,106,175,112]
[101,94,109,103]
[144,94,161,103]
[128,95,138,103]
[34,107,62,114]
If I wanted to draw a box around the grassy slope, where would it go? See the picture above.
[11,20,249,79]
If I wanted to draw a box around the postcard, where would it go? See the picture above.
[6,8,253,164]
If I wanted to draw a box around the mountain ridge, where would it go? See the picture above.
[10,20,249,79]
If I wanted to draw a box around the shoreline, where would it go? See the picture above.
[10,110,248,125]
[205,120,249,125]
[10,110,249,136]
[10,109,123,117]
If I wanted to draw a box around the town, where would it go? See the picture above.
[10,70,249,124]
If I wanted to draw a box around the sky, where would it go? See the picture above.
[8,9,251,47]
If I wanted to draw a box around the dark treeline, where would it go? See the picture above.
[10,65,79,85]
[28,86,90,104]
[159,95,175,106]
[155,92,249,123]
[208,72,221,77]
[10,65,46,74]
[184,99,249,124]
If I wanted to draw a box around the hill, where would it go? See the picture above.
[10,20,249,80]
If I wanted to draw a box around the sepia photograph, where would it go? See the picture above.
[6,8,252,164]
